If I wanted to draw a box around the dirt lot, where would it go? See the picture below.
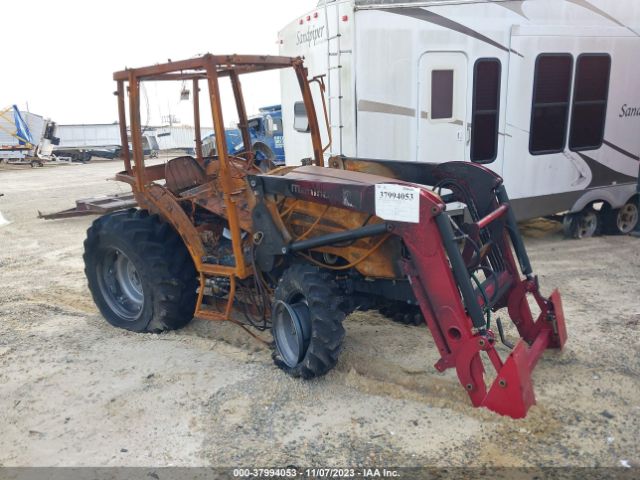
[0,159,639,468]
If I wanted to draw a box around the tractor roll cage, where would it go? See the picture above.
[114,54,323,179]
[113,53,324,286]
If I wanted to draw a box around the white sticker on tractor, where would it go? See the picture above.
[375,184,420,223]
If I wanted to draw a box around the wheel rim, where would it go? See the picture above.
[577,211,598,238]
[617,203,639,234]
[96,248,144,321]
[272,298,312,368]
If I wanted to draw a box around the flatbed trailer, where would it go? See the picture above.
[38,193,136,219]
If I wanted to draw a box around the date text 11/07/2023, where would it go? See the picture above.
[232,468,400,478]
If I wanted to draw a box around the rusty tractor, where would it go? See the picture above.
[83,54,567,418]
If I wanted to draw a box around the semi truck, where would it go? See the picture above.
[245,105,285,165]
[203,105,286,170]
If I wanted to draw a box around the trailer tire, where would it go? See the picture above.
[563,207,601,239]
[271,264,346,379]
[84,209,198,333]
[602,199,639,235]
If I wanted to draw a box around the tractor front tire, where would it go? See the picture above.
[84,209,197,333]
[271,264,346,379]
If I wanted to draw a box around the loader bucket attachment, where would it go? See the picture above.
[482,289,567,418]
[482,341,535,419]
[254,158,567,418]
[548,289,568,349]
[385,161,568,418]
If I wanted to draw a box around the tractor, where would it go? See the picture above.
[84,54,567,418]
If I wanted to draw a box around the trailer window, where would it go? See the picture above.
[431,70,454,120]
[471,59,501,163]
[529,54,573,155]
[569,54,611,151]
[293,101,310,133]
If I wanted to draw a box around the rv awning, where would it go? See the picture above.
[354,0,504,6]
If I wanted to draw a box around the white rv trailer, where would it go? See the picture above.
[279,0,640,235]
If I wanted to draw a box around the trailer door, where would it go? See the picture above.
[417,52,468,163]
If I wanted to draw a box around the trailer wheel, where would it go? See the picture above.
[563,207,600,239]
[84,209,198,332]
[603,199,639,235]
[271,264,346,379]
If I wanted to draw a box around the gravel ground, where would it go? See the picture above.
[0,158,639,468]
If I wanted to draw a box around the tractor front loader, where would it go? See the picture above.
[84,54,567,419]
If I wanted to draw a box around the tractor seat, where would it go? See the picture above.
[165,156,207,194]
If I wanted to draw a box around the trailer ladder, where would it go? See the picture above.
[324,3,351,158]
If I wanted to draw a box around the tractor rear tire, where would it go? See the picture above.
[271,264,346,379]
[84,209,198,333]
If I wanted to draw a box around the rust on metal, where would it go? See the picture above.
[113,53,325,316]
[38,193,137,220]
[192,79,203,163]
[230,70,252,165]
[116,80,130,172]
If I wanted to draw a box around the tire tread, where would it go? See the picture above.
[83,209,197,333]
[272,264,346,379]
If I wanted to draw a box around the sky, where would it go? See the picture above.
[3,0,318,126]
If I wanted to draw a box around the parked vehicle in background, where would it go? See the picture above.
[245,105,285,165]
[54,123,163,161]
[202,105,285,170]
[279,0,640,237]
[0,106,59,166]
[155,125,214,154]
[114,134,160,159]
[55,123,121,161]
